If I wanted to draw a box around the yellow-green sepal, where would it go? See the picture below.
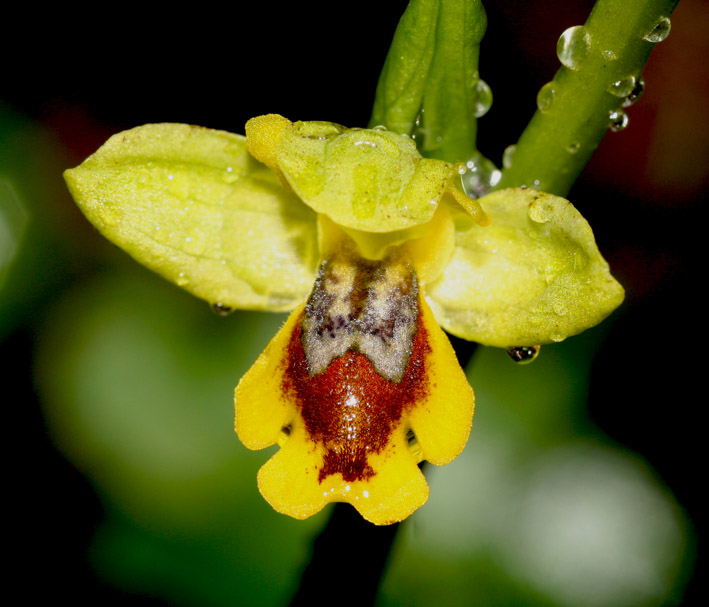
[274,119,453,233]
[65,123,318,311]
[426,188,624,346]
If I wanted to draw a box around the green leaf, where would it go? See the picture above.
[426,188,624,346]
[65,123,318,311]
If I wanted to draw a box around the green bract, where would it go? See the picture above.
[65,119,623,347]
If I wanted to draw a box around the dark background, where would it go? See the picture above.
[2,0,705,604]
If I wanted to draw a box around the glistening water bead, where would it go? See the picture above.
[622,77,645,108]
[536,82,556,114]
[609,110,629,132]
[643,16,671,43]
[506,345,541,364]
[608,76,637,99]
[556,26,591,70]
[473,79,493,118]
[211,302,234,316]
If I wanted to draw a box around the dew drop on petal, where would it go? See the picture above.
[211,302,234,316]
[608,109,629,132]
[603,49,618,62]
[506,345,541,364]
[622,77,645,107]
[537,82,557,113]
[557,26,592,70]
[528,198,552,223]
[567,142,581,154]
[473,79,493,118]
[608,76,636,98]
[643,16,671,43]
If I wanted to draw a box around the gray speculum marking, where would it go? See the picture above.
[301,251,419,383]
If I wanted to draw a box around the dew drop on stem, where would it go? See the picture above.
[643,16,671,43]
[622,77,645,107]
[557,25,592,70]
[608,76,637,98]
[608,109,629,132]
[473,79,493,118]
[536,82,557,113]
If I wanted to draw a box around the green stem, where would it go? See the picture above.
[495,0,679,197]
[370,0,487,163]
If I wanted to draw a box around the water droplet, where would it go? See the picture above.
[176,272,189,287]
[211,302,234,316]
[567,142,581,154]
[372,124,388,131]
[607,75,636,98]
[556,25,591,70]
[536,82,557,113]
[411,108,427,149]
[608,109,629,132]
[461,152,501,198]
[528,197,552,223]
[552,300,569,316]
[603,49,617,61]
[549,333,565,343]
[622,77,645,107]
[506,345,541,364]
[473,79,493,118]
[643,16,671,43]
[502,145,516,169]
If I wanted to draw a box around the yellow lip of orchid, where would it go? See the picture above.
[64,115,624,524]
[235,229,474,525]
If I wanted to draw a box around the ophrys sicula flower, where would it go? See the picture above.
[64,115,623,524]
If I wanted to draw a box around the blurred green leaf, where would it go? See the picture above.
[37,267,327,605]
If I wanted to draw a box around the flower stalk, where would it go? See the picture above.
[495,0,680,196]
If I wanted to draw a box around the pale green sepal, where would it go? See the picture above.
[277,120,452,233]
[426,188,624,346]
[65,123,318,311]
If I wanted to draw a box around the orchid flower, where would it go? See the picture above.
[64,114,623,525]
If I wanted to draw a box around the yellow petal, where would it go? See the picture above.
[234,304,304,449]
[427,187,624,346]
[408,297,474,465]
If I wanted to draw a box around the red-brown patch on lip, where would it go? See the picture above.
[283,309,430,483]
